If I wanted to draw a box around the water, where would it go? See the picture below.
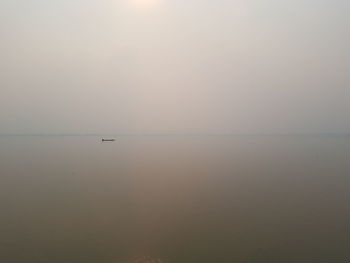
[0,136,350,263]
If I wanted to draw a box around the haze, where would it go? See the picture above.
[1,0,349,134]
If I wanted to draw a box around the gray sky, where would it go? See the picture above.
[1,0,349,134]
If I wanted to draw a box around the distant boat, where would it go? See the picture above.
[102,138,116,142]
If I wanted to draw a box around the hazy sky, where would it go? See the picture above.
[1,0,349,134]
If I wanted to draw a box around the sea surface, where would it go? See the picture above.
[0,135,350,263]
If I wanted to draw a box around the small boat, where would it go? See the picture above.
[102,138,116,142]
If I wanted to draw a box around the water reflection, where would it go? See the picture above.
[0,136,350,262]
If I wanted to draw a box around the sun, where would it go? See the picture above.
[130,0,160,8]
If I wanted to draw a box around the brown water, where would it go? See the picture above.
[0,136,350,263]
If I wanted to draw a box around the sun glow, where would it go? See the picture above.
[130,0,160,8]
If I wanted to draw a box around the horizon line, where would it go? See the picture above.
[1,133,350,137]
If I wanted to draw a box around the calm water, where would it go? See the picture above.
[0,136,350,263]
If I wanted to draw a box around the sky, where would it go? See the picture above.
[0,0,349,134]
